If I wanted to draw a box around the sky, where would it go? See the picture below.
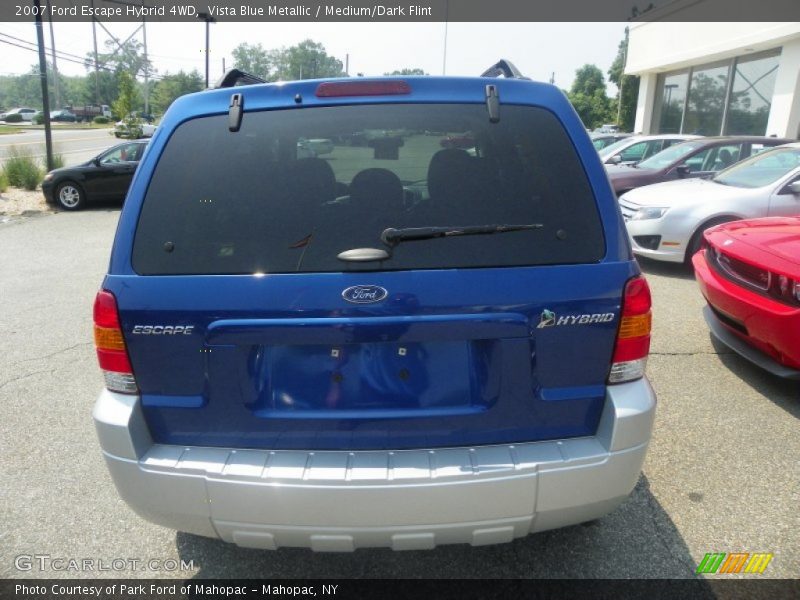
[0,21,627,93]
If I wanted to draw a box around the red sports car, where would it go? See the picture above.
[693,217,800,379]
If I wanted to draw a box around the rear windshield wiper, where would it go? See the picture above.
[381,223,543,247]
[336,223,543,263]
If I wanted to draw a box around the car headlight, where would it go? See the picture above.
[631,207,669,221]
[43,172,54,182]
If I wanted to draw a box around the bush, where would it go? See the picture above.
[33,113,44,125]
[3,146,43,190]
[0,171,8,193]
[51,153,64,170]
[4,113,23,123]
[93,116,110,124]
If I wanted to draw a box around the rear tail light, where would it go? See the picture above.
[93,290,138,394]
[608,276,652,384]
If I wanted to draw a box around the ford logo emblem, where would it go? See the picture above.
[342,285,388,304]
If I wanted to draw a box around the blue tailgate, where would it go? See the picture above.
[105,76,636,450]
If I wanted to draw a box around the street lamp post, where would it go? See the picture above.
[197,12,216,88]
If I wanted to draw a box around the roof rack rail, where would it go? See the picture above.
[480,59,527,80]
[214,69,267,89]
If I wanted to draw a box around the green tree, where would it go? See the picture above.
[608,28,640,132]
[231,42,274,80]
[273,40,345,80]
[567,65,613,129]
[385,68,427,76]
[571,64,607,97]
[87,38,152,80]
[112,71,142,136]
[151,70,204,114]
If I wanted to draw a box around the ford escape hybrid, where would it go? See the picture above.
[93,61,657,551]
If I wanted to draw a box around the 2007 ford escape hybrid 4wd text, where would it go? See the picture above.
[93,61,657,551]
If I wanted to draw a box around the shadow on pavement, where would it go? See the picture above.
[175,475,711,582]
[711,334,800,419]
[637,256,695,281]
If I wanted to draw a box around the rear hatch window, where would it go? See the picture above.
[132,103,604,274]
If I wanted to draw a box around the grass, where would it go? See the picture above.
[0,171,7,193]
[15,121,112,130]
[0,125,23,135]
[51,152,64,170]
[2,146,43,191]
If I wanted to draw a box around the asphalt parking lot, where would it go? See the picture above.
[0,208,798,580]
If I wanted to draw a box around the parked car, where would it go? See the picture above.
[590,132,630,150]
[619,143,800,263]
[92,63,656,551]
[595,124,620,134]
[440,133,476,149]
[1,107,37,121]
[49,109,78,122]
[296,137,334,158]
[607,136,793,195]
[42,140,148,210]
[598,134,701,166]
[114,118,157,138]
[67,104,113,122]
[694,216,800,379]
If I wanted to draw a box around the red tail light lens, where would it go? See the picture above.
[315,80,411,97]
[93,290,138,394]
[609,276,652,383]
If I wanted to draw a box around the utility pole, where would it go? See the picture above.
[617,26,629,127]
[345,53,349,76]
[197,13,216,88]
[34,0,53,171]
[442,2,449,75]
[91,0,100,104]
[45,0,59,110]
[141,0,149,116]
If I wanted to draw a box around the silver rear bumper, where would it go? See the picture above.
[93,378,656,551]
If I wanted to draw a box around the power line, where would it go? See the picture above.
[0,33,167,81]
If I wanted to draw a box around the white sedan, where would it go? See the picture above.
[620,143,800,263]
[114,120,157,138]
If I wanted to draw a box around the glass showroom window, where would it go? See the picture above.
[654,49,781,136]
[655,71,689,133]
[724,51,781,135]
[683,62,729,135]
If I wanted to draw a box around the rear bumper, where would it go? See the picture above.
[93,379,657,551]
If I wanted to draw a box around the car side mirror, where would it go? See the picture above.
[788,181,800,195]
[93,158,101,167]
[608,155,622,165]
[675,164,690,177]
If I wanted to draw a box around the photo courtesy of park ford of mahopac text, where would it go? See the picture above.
[0,0,799,599]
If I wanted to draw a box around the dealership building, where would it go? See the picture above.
[625,18,800,139]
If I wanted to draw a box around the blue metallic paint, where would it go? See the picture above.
[105,76,638,450]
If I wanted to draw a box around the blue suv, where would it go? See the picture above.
[93,62,656,551]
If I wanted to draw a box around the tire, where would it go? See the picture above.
[684,217,736,264]
[55,181,85,211]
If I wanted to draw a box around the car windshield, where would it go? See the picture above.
[133,103,605,275]
[598,137,639,158]
[637,140,706,170]
[713,147,800,188]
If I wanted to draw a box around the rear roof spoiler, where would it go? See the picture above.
[215,69,267,89]
[480,60,528,80]
[215,61,526,89]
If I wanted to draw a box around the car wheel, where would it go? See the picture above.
[55,181,85,211]
[685,217,736,264]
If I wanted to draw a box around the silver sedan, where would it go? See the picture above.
[620,143,800,263]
